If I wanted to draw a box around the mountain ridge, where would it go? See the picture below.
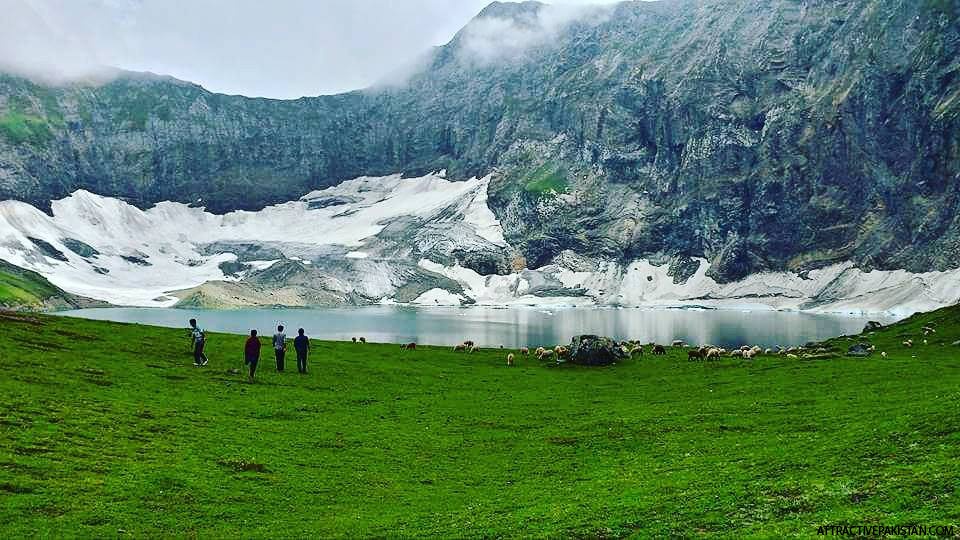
[1,0,958,284]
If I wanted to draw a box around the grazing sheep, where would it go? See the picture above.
[401,342,417,351]
[923,339,928,345]
[555,346,569,359]
[687,349,703,360]
[359,337,366,344]
[519,347,530,355]
[902,340,913,348]
[630,345,644,357]
[764,348,773,355]
[652,345,667,356]
[730,350,743,358]
[751,346,762,355]
[743,350,755,359]
[881,351,888,358]
[535,347,545,357]
[453,344,467,352]
[539,349,555,361]
[464,340,475,347]
[351,337,357,343]
[786,353,798,359]
[705,348,721,360]
[506,353,515,366]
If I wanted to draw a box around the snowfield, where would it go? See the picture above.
[1,171,959,315]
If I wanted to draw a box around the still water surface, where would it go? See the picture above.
[58,306,896,349]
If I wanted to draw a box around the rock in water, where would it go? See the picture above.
[568,335,628,366]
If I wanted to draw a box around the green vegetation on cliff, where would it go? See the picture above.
[0,261,72,308]
[1,307,958,537]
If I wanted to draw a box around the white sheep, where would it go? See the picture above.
[519,347,530,355]
[506,353,514,366]
[881,351,888,358]
[743,350,755,359]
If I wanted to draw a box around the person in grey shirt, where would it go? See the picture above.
[272,325,287,372]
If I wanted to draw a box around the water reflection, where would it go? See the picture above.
[58,306,897,348]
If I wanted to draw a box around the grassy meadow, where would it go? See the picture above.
[1,307,958,537]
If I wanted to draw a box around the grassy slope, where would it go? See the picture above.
[0,261,72,309]
[0,308,958,537]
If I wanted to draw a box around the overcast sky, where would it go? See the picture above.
[2,0,624,99]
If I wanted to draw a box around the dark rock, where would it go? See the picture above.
[862,321,884,333]
[567,335,628,366]
[27,237,68,262]
[847,343,873,357]
[61,238,99,258]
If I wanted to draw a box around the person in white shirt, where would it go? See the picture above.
[272,325,287,372]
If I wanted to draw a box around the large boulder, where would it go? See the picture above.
[847,343,873,357]
[862,321,884,333]
[568,335,628,366]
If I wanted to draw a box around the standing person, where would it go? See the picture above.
[244,330,261,382]
[273,325,287,372]
[293,328,310,374]
[188,318,208,367]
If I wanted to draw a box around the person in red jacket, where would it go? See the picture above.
[244,330,261,382]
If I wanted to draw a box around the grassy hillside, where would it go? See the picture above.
[1,308,958,537]
[0,260,76,309]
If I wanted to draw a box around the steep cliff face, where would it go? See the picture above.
[0,0,958,282]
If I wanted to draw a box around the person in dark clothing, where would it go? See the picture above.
[189,318,208,367]
[293,328,310,374]
[245,329,261,382]
[273,325,287,372]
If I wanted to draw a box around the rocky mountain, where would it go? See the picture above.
[0,0,958,299]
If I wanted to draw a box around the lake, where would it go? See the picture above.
[56,306,897,349]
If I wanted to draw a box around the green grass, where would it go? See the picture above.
[0,110,54,145]
[524,162,569,195]
[1,307,959,537]
[0,261,66,308]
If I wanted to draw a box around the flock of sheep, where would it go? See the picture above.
[355,323,945,365]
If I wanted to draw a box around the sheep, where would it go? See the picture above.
[506,353,515,366]
[652,345,667,355]
[764,348,774,355]
[453,344,467,352]
[464,340,475,347]
[519,347,530,355]
[740,345,751,352]
[688,349,703,361]
[730,350,743,358]
[469,345,480,353]
[535,347,546,357]
[401,342,417,351]
[902,340,913,348]
[751,346,762,355]
[538,349,555,361]
[705,348,721,360]
[881,351,888,358]
[923,339,928,345]
[555,346,569,359]
[743,350,755,359]
[359,337,366,344]
[786,353,798,359]
[630,345,644,357]
[351,337,357,343]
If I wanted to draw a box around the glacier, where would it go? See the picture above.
[1,171,959,316]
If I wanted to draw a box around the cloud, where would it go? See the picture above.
[458,3,612,64]
[0,0,623,97]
